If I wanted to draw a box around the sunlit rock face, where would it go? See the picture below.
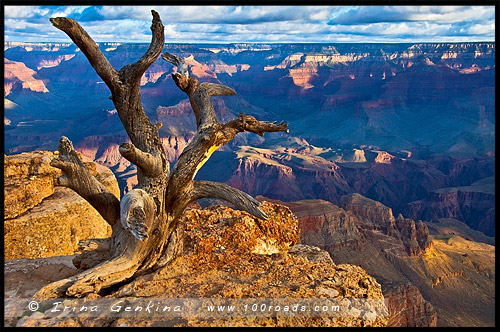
[273,193,493,327]
[384,283,438,327]
[4,151,119,259]
[4,59,49,95]
[7,202,389,328]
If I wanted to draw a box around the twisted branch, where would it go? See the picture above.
[162,52,289,220]
[49,17,119,91]
[119,10,164,85]
[191,180,268,220]
[50,136,120,226]
[119,142,163,177]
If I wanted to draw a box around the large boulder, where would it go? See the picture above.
[4,151,120,259]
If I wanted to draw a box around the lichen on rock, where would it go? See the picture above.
[10,201,388,327]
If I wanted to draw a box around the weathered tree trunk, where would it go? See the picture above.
[33,10,288,301]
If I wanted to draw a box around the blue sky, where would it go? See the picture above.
[3,5,496,43]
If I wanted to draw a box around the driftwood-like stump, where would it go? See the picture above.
[33,10,288,300]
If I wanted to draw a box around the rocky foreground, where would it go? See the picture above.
[4,152,389,328]
[5,204,388,327]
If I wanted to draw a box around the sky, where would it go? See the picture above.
[3,5,496,44]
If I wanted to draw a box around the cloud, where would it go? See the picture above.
[3,5,495,43]
[328,6,494,25]
[71,6,105,21]
[325,6,495,42]
[83,6,338,25]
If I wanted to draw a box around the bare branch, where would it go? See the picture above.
[78,238,111,252]
[66,254,140,297]
[50,136,120,226]
[223,112,289,139]
[33,253,141,300]
[164,54,289,212]
[199,82,236,97]
[191,180,268,220]
[119,10,164,85]
[163,53,204,127]
[119,142,163,177]
[193,82,236,130]
[165,132,219,211]
[32,277,75,301]
[49,17,119,90]
[168,111,288,191]
[162,52,189,77]
[168,74,236,130]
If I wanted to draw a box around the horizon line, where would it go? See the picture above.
[4,41,496,45]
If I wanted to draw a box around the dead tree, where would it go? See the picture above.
[33,10,288,300]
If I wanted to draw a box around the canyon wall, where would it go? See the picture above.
[4,43,494,234]
[3,42,494,326]
[267,193,493,327]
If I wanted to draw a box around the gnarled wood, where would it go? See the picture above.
[118,10,164,86]
[50,136,120,226]
[49,17,119,91]
[193,82,236,130]
[163,52,288,218]
[35,10,289,301]
[223,113,289,138]
[65,254,141,297]
[34,251,142,300]
[191,180,268,220]
[119,142,163,177]
[161,53,189,77]
[120,189,156,241]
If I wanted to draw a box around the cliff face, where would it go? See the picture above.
[262,194,434,259]
[8,202,388,328]
[279,193,494,327]
[4,151,119,259]
[4,42,494,240]
[257,195,436,327]
[226,145,352,203]
[405,190,495,237]
[214,144,494,239]
[4,151,59,219]
[340,194,433,256]
[259,197,365,253]
[384,283,438,327]
[340,193,398,234]
[395,216,434,257]
[5,42,494,160]
[4,58,49,95]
